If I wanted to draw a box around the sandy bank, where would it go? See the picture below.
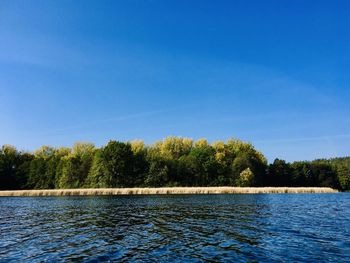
[0,187,338,196]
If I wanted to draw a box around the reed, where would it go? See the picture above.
[0,187,338,196]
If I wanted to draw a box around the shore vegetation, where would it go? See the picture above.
[0,137,349,191]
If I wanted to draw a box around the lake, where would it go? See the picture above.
[1,194,349,262]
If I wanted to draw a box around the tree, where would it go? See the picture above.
[157,137,193,160]
[27,157,48,189]
[2,137,347,190]
[236,168,254,187]
[130,140,148,187]
[290,162,309,186]
[57,143,95,188]
[34,146,56,159]
[0,145,19,190]
[15,152,34,189]
[145,156,169,187]
[99,141,134,187]
[337,164,350,191]
[310,162,338,188]
[178,154,200,186]
[187,143,218,186]
[86,150,107,188]
[267,159,292,186]
[58,155,82,188]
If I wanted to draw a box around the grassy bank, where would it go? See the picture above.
[0,187,338,196]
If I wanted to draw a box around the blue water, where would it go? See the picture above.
[0,194,349,262]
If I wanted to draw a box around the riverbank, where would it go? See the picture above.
[0,187,338,196]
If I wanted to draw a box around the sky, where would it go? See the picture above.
[0,0,349,162]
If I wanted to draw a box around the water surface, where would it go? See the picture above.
[1,194,349,262]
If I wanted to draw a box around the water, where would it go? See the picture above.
[1,194,349,262]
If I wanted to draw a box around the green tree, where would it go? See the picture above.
[27,157,48,189]
[310,162,338,188]
[58,143,95,188]
[0,145,20,190]
[99,141,134,187]
[187,143,218,186]
[337,164,350,190]
[58,155,82,188]
[86,150,107,188]
[15,152,34,189]
[156,136,193,160]
[2,137,347,190]
[267,159,292,186]
[145,156,169,187]
[27,145,60,189]
[130,140,148,187]
[236,167,254,187]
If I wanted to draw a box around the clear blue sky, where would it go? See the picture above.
[0,0,349,162]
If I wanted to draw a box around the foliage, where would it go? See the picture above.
[236,168,254,187]
[92,141,134,188]
[0,137,349,190]
[0,145,21,190]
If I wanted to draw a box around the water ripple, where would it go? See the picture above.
[1,194,350,262]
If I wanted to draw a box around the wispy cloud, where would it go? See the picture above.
[254,134,350,144]
[35,104,200,137]
[36,110,165,136]
[0,30,91,68]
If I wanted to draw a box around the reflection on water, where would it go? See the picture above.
[1,194,350,262]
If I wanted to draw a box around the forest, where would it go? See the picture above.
[0,137,349,191]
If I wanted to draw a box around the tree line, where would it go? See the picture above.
[0,137,349,191]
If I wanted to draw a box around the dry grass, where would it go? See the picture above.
[0,187,338,196]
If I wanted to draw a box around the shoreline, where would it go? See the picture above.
[0,187,338,196]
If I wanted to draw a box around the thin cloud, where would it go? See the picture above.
[36,110,165,136]
[254,134,350,144]
[36,104,199,137]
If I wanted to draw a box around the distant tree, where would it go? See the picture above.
[290,162,310,186]
[3,137,348,190]
[130,140,148,187]
[58,143,95,188]
[0,145,20,190]
[99,141,134,187]
[15,152,34,189]
[34,146,56,159]
[236,168,254,187]
[337,164,350,191]
[145,156,169,187]
[157,137,193,160]
[212,139,267,186]
[327,157,350,190]
[267,159,292,186]
[188,144,218,186]
[45,154,61,189]
[177,155,197,186]
[27,157,48,189]
[86,150,107,188]
[26,146,56,189]
[212,141,233,185]
[58,155,82,188]
[310,162,338,188]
